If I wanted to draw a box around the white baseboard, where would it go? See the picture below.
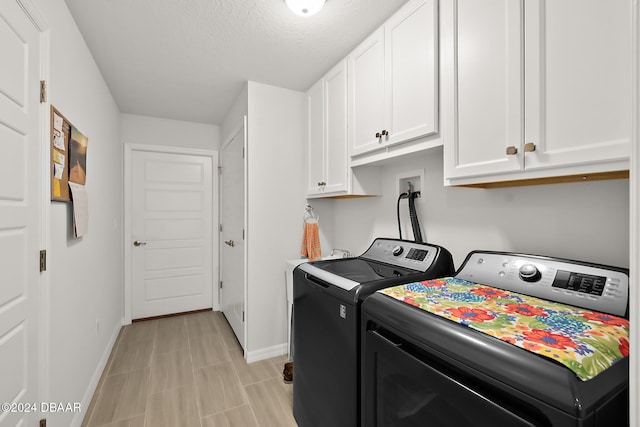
[72,317,123,427]
[245,343,287,364]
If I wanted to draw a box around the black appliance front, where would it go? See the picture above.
[362,300,629,427]
[292,238,454,427]
[293,271,358,427]
[361,251,630,427]
[365,328,541,427]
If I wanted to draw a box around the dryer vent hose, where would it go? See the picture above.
[397,192,408,240]
[397,191,424,243]
[408,192,423,243]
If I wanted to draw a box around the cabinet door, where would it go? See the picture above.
[524,0,632,171]
[385,0,438,147]
[443,0,524,179]
[307,80,325,194]
[349,29,386,157]
[324,60,349,193]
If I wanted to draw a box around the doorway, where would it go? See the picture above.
[219,119,247,350]
[124,145,218,322]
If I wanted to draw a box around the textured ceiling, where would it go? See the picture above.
[63,0,409,125]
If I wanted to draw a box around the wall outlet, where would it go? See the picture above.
[397,169,425,197]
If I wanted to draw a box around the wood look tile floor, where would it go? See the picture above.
[82,311,298,427]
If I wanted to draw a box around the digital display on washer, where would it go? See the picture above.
[552,270,607,296]
[406,248,428,261]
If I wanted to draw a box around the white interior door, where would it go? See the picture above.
[0,0,42,425]
[131,149,214,319]
[220,123,246,349]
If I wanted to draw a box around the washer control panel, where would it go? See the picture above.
[361,239,438,272]
[457,251,629,317]
[552,270,607,295]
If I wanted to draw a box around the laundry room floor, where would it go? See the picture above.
[81,311,298,427]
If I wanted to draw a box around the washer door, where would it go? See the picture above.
[363,329,541,427]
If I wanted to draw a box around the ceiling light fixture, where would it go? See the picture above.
[285,0,326,17]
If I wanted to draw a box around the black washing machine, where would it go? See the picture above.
[362,251,630,426]
[293,238,454,427]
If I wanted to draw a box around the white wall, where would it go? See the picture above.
[221,83,248,142]
[219,81,307,361]
[34,0,124,425]
[246,81,306,359]
[120,113,220,150]
[331,147,630,270]
[303,198,336,259]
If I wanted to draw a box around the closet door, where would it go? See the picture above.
[220,122,247,350]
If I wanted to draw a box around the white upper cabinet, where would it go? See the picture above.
[442,0,524,179]
[349,0,438,158]
[307,79,325,194]
[385,0,439,147]
[523,0,632,171]
[307,60,349,197]
[443,0,632,185]
[349,29,386,157]
[324,61,349,194]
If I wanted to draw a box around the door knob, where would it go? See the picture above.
[133,240,147,247]
[225,240,235,247]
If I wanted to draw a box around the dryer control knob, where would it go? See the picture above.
[392,245,404,256]
[519,264,541,282]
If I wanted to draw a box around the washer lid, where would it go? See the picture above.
[298,258,417,291]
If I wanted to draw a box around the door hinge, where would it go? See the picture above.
[39,250,47,272]
[218,166,222,175]
[219,224,223,232]
[219,281,223,289]
[242,147,245,159]
[242,311,245,322]
[40,80,47,103]
[242,229,245,240]
[40,419,46,427]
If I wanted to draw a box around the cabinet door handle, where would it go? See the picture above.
[376,130,388,143]
[524,142,536,152]
[505,146,518,155]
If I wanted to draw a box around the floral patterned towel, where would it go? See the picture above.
[378,277,629,381]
